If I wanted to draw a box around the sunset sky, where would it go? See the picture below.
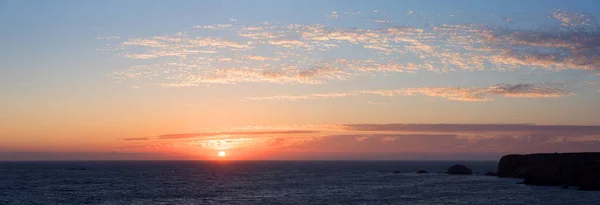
[1,0,600,160]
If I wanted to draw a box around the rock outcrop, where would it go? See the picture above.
[497,152,600,190]
[446,164,473,175]
[416,170,428,174]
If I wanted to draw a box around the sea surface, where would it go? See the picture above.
[1,161,599,205]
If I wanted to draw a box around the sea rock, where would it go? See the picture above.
[392,171,401,174]
[484,172,497,176]
[416,170,428,174]
[496,152,600,190]
[446,164,473,175]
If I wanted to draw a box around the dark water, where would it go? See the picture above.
[1,161,598,204]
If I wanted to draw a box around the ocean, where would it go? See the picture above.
[1,161,598,204]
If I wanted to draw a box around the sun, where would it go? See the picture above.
[218,151,226,157]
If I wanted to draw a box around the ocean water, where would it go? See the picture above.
[1,161,599,205]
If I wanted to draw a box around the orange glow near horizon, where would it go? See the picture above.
[218,151,226,157]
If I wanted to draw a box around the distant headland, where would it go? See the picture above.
[496,152,600,191]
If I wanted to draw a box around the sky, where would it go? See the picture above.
[1,0,600,161]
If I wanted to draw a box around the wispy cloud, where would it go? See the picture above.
[121,36,251,52]
[194,24,233,30]
[374,20,392,24]
[124,130,322,141]
[106,9,599,88]
[487,83,574,98]
[341,124,600,136]
[268,39,309,47]
[326,11,339,19]
[95,36,121,40]
[246,55,273,61]
[160,64,351,86]
[306,133,600,155]
[363,87,490,102]
[123,137,149,141]
[343,11,362,15]
[160,130,321,139]
[246,92,358,101]
[246,83,573,102]
[367,101,389,105]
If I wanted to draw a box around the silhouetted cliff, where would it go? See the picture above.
[497,153,600,190]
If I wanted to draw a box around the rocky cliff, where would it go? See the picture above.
[497,152,600,190]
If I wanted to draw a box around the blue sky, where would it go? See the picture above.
[1,0,599,160]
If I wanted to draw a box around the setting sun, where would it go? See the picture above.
[218,151,226,157]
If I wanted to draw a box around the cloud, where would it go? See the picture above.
[481,27,600,71]
[487,83,574,98]
[293,132,600,155]
[124,130,322,141]
[122,36,251,51]
[246,55,272,61]
[246,83,573,102]
[586,81,599,85]
[355,136,369,142]
[121,130,328,153]
[343,11,362,15]
[380,87,490,102]
[161,64,351,86]
[326,11,339,19]
[341,124,600,136]
[193,24,233,30]
[115,123,600,160]
[367,101,389,105]
[330,124,600,154]
[374,20,392,23]
[236,26,282,40]
[268,39,309,47]
[552,9,597,27]
[106,9,600,88]
[0,152,191,161]
[246,92,357,101]
[122,49,217,59]
[95,36,121,40]
[110,23,433,87]
[309,134,467,152]
[123,137,149,141]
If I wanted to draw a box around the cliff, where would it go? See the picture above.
[497,152,600,190]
